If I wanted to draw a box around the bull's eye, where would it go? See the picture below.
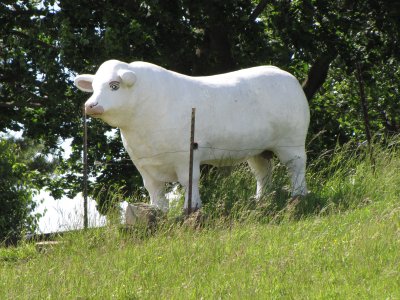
[109,81,120,91]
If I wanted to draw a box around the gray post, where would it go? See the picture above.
[83,106,88,229]
[188,108,196,215]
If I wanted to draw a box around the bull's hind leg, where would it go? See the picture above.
[274,146,307,196]
[247,152,273,199]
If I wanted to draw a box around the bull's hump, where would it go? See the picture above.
[129,61,165,71]
[193,66,288,87]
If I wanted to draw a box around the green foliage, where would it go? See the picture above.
[308,60,400,155]
[262,0,400,147]
[0,139,43,244]
[0,243,37,263]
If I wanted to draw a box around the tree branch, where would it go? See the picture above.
[0,101,43,109]
[249,0,270,22]
[10,30,58,50]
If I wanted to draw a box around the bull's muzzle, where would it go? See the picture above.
[85,102,104,116]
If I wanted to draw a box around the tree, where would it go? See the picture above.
[0,138,46,244]
[1,0,399,216]
[258,0,400,100]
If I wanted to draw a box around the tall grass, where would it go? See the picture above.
[200,138,400,222]
[1,139,399,299]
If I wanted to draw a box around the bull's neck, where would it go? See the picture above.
[119,127,142,162]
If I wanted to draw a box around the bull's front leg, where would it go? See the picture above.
[139,168,169,212]
[176,162,202,212]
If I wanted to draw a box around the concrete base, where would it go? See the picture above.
[125,203,164,229]
[125,202,206,231]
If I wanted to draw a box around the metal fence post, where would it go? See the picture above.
[83,106,88,229]
[188,108,196,215]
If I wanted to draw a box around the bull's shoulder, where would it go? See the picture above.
[128,61,189,82]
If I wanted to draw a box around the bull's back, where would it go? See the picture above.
[192,66,308,120]
[188,67,309,147]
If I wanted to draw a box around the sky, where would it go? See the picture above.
[33,191,108,233]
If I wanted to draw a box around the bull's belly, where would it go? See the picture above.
[199,148,260,166]
[131,147,258,182]
[134,155,248,183]
[138,164,179,182]
[202,157,246,167]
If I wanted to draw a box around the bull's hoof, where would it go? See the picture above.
[183,206,200,216]
[288,195,302,205]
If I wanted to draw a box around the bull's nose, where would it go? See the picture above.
[85,102,104,116]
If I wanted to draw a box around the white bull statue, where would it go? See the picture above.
[75,60,310,212]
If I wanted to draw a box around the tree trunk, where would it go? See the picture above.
[302,50,337,101]
[355,62,372,145]
[193,24,236,75]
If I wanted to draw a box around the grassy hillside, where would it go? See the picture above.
[1,141,400,299]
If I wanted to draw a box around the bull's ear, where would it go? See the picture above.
[74,74,94,92]
[118,69,136,87]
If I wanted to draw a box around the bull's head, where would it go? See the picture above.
[74,60,136,127]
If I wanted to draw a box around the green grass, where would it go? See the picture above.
[1,141,400,299]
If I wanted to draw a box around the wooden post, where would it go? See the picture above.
[188,108,196,215]
[83,106,88,229]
